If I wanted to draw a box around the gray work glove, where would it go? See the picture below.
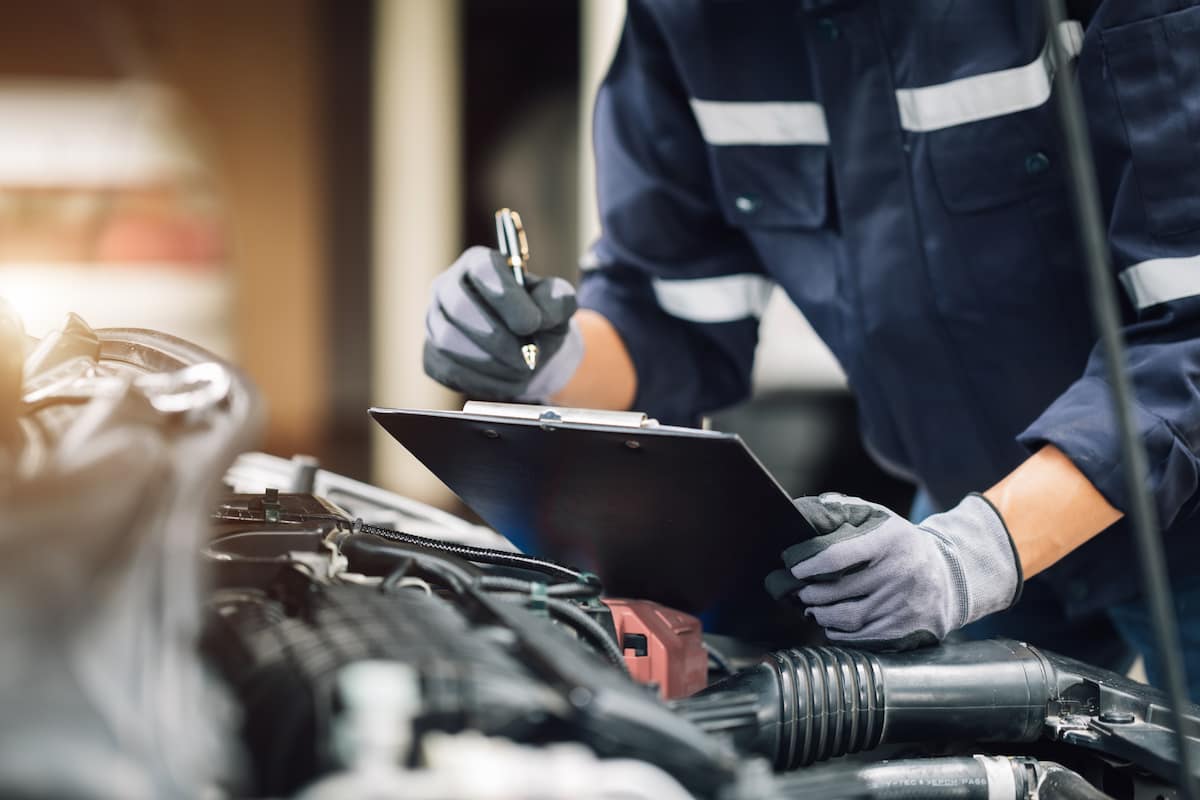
[423,246,584,402]
[765,493,1023,651]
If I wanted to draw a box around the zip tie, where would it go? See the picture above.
[529,582,548,615]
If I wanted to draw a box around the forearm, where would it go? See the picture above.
[549,309,638,410]
[983,444,1123,578]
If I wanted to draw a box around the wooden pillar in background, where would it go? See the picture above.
[371,0,461,504]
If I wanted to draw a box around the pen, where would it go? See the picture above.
[494,208,539,371]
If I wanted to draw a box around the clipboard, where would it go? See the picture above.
[369,402,816,614]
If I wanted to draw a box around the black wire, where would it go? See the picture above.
[1044,2,1197,795]
[363,544,625,671]
[302,512,601,588]
[480,575,626,672]
[477,574,603,600]
[542,596,629,673]
[380,556,415,593]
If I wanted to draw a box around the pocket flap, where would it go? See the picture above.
[929,106,1061,213]
[708,145,828,229]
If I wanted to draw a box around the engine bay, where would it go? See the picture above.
[3,312,1198,800]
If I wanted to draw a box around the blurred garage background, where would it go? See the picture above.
[0,0,911,514]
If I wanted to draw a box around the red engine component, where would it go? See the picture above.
[602,598,708,699]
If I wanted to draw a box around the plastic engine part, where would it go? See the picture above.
[602,598,707,699]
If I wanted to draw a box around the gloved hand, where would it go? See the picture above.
[423,246,583,402]
[765,493,1023,651]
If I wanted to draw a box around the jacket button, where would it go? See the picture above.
[734,195,760,214]
[817,17,840,40]
[1025,151,1051,175]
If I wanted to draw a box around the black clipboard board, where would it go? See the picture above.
[370,402,815,614]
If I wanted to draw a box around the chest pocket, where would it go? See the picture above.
[1102,6,1200,237]
[923,101,1081,316]
[927,104,1063,214]
[706,145,829,229]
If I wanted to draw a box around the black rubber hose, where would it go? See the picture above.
[675,640,1052,770]
[1043,2,1197,795]
[768,756,1038,800]
[1038,763,1117,800]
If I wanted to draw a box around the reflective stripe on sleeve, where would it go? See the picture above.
[579,247,601,272]
[689,99,830,146]
[1119,255,1200,310]
[652,274,775,323]
[895,21,1083,132]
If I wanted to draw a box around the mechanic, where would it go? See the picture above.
[423,1,1200,692]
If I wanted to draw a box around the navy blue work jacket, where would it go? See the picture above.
[577,0,1200,616]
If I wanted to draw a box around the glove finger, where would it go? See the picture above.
[786,531,878,580]
[817,492,896,515]
[791,494,887,535]
[825,590,943,651]
[783,534,866,571]
[433,266,503,339]
[425,301,490,363]
[806,596,873,634]
[462,247,545,337]
[527,276,578,328]
[796,563,877,606]
[785,496,889,566]
[423,341,526,400]
[433,255,540,371]
[764,568,806,604]
[426,303,526,376]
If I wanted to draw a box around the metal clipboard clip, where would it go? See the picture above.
[462,401,660,429]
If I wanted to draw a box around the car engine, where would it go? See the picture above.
[3,308,1198,800]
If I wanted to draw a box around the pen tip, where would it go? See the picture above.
[522,344,539,371]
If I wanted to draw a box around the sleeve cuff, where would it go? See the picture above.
[1016,375,1198,529]
[969,492,1024,609]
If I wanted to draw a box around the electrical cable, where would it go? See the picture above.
[481,576,627,672]
[357,539,626,671]
[301,512,601,588]
[477,574,603,600]
[1043,3,1195,793]
[379,557,415,593]
[542,596,629,673]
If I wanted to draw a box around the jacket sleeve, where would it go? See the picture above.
[577,0,770,425]
[1018,2,1200,528]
